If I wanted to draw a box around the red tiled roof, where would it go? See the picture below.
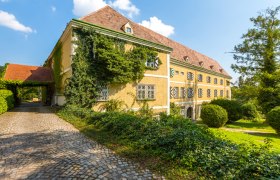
[80,6,230,77]
[3,64,53,82]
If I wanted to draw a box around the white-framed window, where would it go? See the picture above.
[187,88,194,98]
[206,76,211,83]
[226,80,230,86]
[170,87,179,99]
[220,79,224,85]
[126,27,132,33]
[97,86,109,101]
[198,88,203,98]
[146,56,159,69]
[214,78,218,84]
[214,89,218,97]
[220,90,224,97]
[137,84,155,100]
[180,87,186,98]
[207,89,211,97]
[198,74,203,82]
[187,72,194,80]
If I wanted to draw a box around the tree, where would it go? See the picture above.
[232,6,280,113]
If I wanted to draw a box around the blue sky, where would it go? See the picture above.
[0,0,279,81]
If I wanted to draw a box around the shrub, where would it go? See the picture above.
[210,99,242,122]
[201,104,228,127]
[241,102,260,121]
[99,99,126,112]
[0,89,14,110]
[59,107,280,179]
[0,97,8,115]
[267,106,280,134]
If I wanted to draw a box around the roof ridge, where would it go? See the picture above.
[79,5,111,20]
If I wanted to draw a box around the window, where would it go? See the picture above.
[181,72,184,76]
[187,88,194,98]
[207,89,211,98]
[180,87,186,98]
[214,78,218,84]
[137,84,155,100]
[175,71,179,75]
[198,74,203,82]
[146,56,159,69]
[170,87,179,99]
[226,90,229,98]
[97,86,109,101]
[126,27,132,33]
[226,80,230,86]
[198,88,203,98]
[206,76,211,83]
[220,79,224,85]
[220,90,224,97]
[187,72,194,80]
[214,89,218,97]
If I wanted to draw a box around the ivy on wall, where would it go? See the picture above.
[64,28,161,108]
[52,43,63,93]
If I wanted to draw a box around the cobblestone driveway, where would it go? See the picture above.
[0,105,160,180]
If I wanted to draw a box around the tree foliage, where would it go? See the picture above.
[232,6,280,113]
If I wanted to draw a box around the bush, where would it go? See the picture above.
[0,89,14,110]
[0,97,8,115]
[201,104,228,127]
[59,107,280,179]
[210,99,242,122]
[241,102,260,121]
[267,106,280,134]
[99,99,126,112]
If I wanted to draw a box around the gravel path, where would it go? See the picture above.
[0,105,160,180]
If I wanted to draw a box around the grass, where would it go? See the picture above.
[224,119,275,132]
[210,119,280,153]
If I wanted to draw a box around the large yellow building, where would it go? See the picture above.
[46,6,231,120]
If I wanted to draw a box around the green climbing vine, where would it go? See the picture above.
[53,43,63,93]
[65,28,162,108]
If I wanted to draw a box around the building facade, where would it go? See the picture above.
[46,6,231,119]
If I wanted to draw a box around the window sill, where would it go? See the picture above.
[136,99,156,101]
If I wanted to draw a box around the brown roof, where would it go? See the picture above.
[3,64,53,83]
[80,6,230,77]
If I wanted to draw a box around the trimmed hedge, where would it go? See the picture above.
[210,99,242,122]
[0,89,15,110]
[267,106,280,134]
[201,104,228,127]
[241,102,260,121]
[0,97,8,115]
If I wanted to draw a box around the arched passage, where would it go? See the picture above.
[187,107,193,119]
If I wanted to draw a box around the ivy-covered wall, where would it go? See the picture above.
[64,28,164,108]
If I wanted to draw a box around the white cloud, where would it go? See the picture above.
[109,0,139,18]
[73,0,139,18]
[51,6,56,12]
[139,16,175,37]
[0,0,10,2]
[73,0,107,17]
[0,10,33,33]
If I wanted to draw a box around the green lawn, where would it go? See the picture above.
[210,119,280,153]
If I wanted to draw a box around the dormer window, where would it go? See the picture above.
[122,22,133,34]
[219,68,223,73]
[126,27,132,33]
[184,56,189,62]
[210,65,214,69]
[199,61,204,66]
